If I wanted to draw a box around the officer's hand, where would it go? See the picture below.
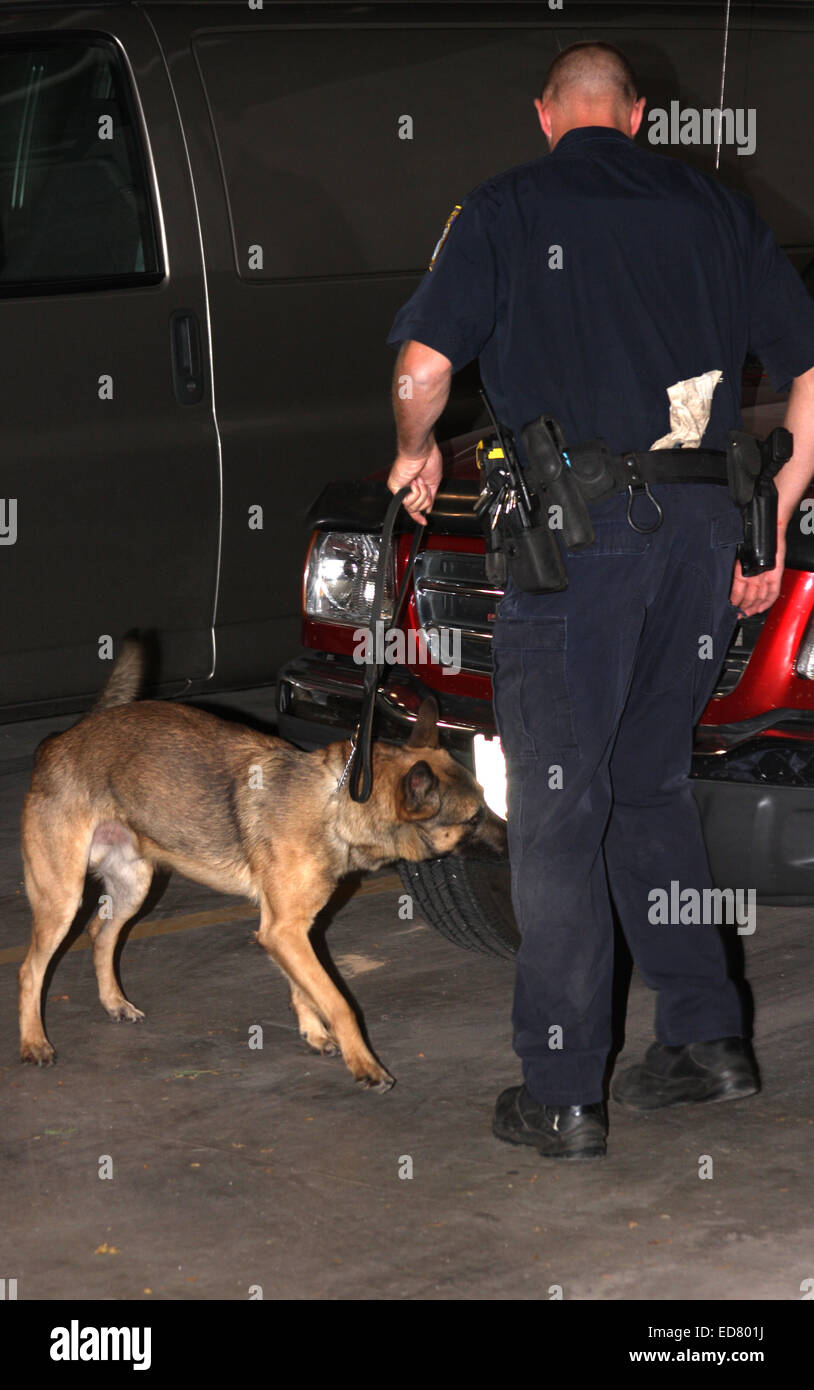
[729,530,786,617]
[387,443,443,525]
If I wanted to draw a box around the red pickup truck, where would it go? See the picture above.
[276,358,814,958]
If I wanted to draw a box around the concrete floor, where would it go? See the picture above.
[0,695,812,1301]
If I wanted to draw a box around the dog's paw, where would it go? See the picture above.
[106,1001,145,1024]
[20,1039,56,1066]
[355,1069,396,1093]
[299,1028,340,1057]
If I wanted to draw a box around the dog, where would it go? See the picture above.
[18,641,507,1090]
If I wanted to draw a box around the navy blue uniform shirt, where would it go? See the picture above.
[387,126,814,457]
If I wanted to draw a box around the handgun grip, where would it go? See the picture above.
[762,427,793,476]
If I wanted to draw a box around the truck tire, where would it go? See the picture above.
[397,854,520,959]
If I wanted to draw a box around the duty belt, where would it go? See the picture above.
[563,444,727,530]
[564,443,730,534]
[566,444,728,488]
[474,394,793,593]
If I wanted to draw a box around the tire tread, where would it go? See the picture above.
[396,857,520,959]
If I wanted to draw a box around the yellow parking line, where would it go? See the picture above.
[0,873,402,966]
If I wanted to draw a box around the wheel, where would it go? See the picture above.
[397,853,520,959]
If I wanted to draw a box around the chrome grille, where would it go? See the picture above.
[413,550,502,673]
[413,548,765,689]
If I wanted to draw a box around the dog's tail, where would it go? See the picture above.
[91,637,146,714]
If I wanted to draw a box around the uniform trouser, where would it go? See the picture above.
[491,483,748,1106]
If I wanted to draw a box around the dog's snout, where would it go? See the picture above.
[461,804,508,857]
[484,811,509,855]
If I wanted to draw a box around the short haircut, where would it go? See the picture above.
[541,41,638,106]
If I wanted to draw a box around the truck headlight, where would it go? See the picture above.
[304,532,394,626]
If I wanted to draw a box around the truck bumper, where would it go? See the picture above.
[693,777,814,904]
[277,654,814,904]
[275,653,493,757]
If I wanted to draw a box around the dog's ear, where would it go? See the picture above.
[406,697,440,750]
[400,760,441,818]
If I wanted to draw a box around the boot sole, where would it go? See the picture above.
[612,1077,760,1112]
[492,1121,607,1160]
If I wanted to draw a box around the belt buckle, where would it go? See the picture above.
[623,453,664,534]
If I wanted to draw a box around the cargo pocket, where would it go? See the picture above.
[710,508,745,549]
[492,616,578,761]
[710,504,745,642]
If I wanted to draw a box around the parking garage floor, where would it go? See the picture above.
[1,693,812,1303]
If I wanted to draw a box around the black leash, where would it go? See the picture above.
[339,485,424,803]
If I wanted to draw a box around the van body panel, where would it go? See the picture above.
[0,6,221,704]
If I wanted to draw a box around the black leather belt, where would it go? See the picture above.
[563,444,729,534]
[565,443,729,488]
[616,448,729,486]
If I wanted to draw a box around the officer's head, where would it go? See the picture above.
[535,42,645,150]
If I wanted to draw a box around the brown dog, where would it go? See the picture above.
[18,641,506,1090]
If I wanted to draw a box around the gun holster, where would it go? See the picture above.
[739,479,777,576]
[733,427,793,575]
[726,431,762,507]
[727,427,793,575]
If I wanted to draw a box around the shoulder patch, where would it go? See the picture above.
[428,204,462,270]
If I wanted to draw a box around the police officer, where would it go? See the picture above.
[386,42,814,1160]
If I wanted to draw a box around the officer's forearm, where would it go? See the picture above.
[777,364,814,528]
[392,341,452,456]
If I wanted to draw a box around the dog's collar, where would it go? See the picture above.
[334,734,357,793]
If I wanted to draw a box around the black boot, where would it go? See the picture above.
[612,1036,760,1111]
[493,1085,607,1160]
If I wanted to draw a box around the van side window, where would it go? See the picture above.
[0,36,162,294]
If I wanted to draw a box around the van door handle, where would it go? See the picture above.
[170,309,205,404]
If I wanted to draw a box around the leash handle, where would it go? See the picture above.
[347,486,423,803]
